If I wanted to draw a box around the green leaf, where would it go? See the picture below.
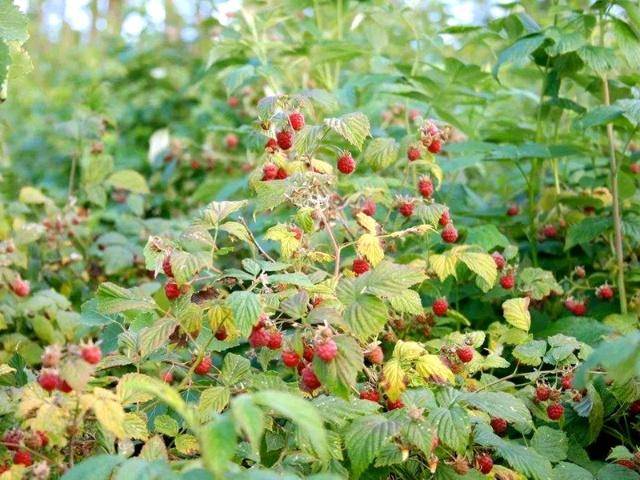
[324,112,371,150]
[565,217,610,250]
[96,283,157,314]
[493,34,545,77]
[198,200,248,226]
[107,170,150,194]
[198,386,231,421]
[462,391,533,432]
[0,0,29,43]
[613,19,640,66]
[61,455,124,480]
[577,45,617,75]
[231,394,265,455]
[532,426,568,462]
[226,291,261,336]
[252,390,329,462]
[200,415,237,478]
[513,340,547,366]
[220,353,252,386]
[364,261,426,298]
[153,415,179,437]
[337,278,389,341]
[363,137,399,170]
[345,415,400,479]
[138,318,177,358]
[458,250,497,291]
[312,335,364,398]
[388,289,423,315]
[427,405,470,454]
[552,462,594,480]
[596,464,640,480]
[465,225,510,250]
[574,105,624,129]
[518,268,563,300]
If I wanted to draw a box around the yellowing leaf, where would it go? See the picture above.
[502,297,531,331]
[415,354,455,384]
[356,233,384,266]
[429,251,459,281]
[88,388,126,438]
[393,340,425,361]
[175,434,200,456]
[310,158,333,174]
[124,412,149,440]
[305,251,334,263]
[265,224,301,259]
[355,212,378,234]
[382,358,406,401]
[19,186,50,205]
[140,435,168,460]
[458,251,497,290]
[0,364,15,376]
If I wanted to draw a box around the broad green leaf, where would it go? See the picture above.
[463,391,532,431]
[532,426,568,462]
[345,415,400,479]
[96,283,156,314]
[138,318,177,358]
[428,405,470,454]
[337,278,388,341]
[458,250,497,291]
[61,455,124,480]
[363,137,398,170]
[231,394,265,454]
[226,291,261,336]
[313,335,364,399]
[513,340,547,366]
[493,34,545,77]
[518,268,563,300]
[565,217,610,250]
[324,112,371,150]
[107,170,150,194]
[365,262,426,297]
[200,415,237,477]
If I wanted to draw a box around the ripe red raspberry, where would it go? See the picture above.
[165,281,181,300]
[227,96,239,108]
[359,388,380,402]
[276,130,293,150]
[432,297,448,317]
[387,398,404,410]
[249,325,270,348]
[542,224,557,239]
[630,162,640,174]
[301,365,321,390]
[361,199,376,216]
[281,350,301,368]
[11,279,30,297]
[275,167,288,180]
[214,327,228,340]
[398,201,414,218]
[13,450,32,467]
[456,346,474,363]
[475,453,493,474]
[81,345,102,365]
[337,152,356,174]
[194,355,212,375]
[407,146,421,161]
[267,331,283,350]
[38,370,60,392]
[262,162,278,180]
[574,266,586,278]
[366,346,384,364]
[264,138,278,153]
[500,273,515,290]
[439,210,450,226]
[418,177,434,198]
[490,417,508,435]
[2,429,23,451]
[315,339,338,362]
[596,284,614,300]
[441,223,458,243]
[225,133,239,150]
[547,403,564,420]
[289,112,305,131]
[161,370,174,383]
[629,400,640,415]
[289,225,303,241]
[561,374,574,390]
[492,252,506,270]
[162,255,173,277]
[506,204,519,216]
[352,258,370,276]
[617,459,637,469]
[57,379,72,393]
[535,384,551,401]
[24,431,45,450]
[427,139,441,154]
[571,301,587,316]
[303,345,314,362]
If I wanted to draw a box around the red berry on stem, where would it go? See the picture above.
[38,370,59,392]
[427,139,441,154]
[57,379,72,393]
[359,388,380,402]
[352,258,370,276]
[629,400,640,416]
[441,223,458,243]
[276,130,293,150]
[315,339,338,362]
[617,459,637,469]
[13,450,32,467]
[561,374,574,390]
[387,398,404,410]
[366,346,384,364]
[275,167,288,180]
[407,146,421,162]
[194,355,212,375]
[500,273,515,290]
[456,346,474,363]
[490,417,508,435]
[439,210,450,226]
[398,201,414,218]
[418,177,434,198]
[337,152,356,174]
[432,298,448,317]
[262,162,278,180]
[227,96,239,108]
[507,204,519,216]
[165,281,181,300]
[543,224,557,239]
[303,345,314,362]
[162,370,174,383]
[492,252,506,270]
[289,112,305,131]
[249,325,270,348]
[2,430,23,451]
[361,199,376,216]
[214,327,228,340]
[547,403,564,420]
[596,284,614,300]
[225,133,239,150]
[571,301,587,316]
[81,345,102,365]
[267,331,283,350]
[281,350,300,368]
[301,365,321,390]
[162,255,173,277]
[475,453,493,474]
[630,162,640,174]
[535,384,551,401]
[11,279,30,297]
